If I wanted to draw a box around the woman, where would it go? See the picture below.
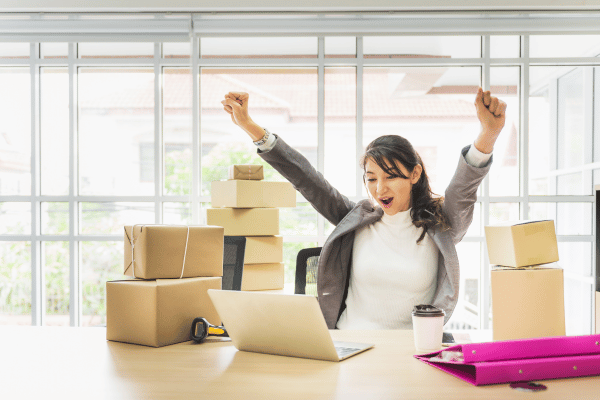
[221,88,506,329]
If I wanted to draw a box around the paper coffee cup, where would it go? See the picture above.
[411,304,445,353]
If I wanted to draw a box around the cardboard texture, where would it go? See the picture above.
[206,208,279,236]
[484,220,559,267]
[491,265,565,341]
[241,262,285,291]
[228,164,264,180]
[244,236,283,264]
[211,180,296,208]
[124,225,224,279]
[106,277,222,347]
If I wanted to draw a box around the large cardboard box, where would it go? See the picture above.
[244,236,283,264]
[241,262,285,291]
[206,208,279,236]
[228,164,264,180]
[124,225,224,279]
[484,220,559,267]
[211,180,296,208]
[106,277,222,347]
[491,265,565,341]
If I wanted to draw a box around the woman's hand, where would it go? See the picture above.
[221,92,266,141]
[473,88,507,154]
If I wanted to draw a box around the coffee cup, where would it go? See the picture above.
[411,304,445,353]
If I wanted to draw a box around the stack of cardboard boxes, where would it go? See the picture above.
[106,225,225,347]
[485,220,566,341]
[207,164,296,291]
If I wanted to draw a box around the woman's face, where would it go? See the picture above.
[364,157,422,216]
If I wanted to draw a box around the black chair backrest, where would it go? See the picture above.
[295,247,322,297]
[222,236,246,291]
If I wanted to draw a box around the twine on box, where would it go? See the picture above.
[124,225,190,279]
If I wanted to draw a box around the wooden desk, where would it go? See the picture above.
[1,327,598,400]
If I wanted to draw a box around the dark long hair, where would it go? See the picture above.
[361,135,450,243]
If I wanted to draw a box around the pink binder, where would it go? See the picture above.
[414,334,600,386]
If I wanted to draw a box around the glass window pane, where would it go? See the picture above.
[43,242,69,326]
[325,37,356,58]
[489,67,519,196]
[200,68,317,196]
[595,68,600,163]
[558,242,592,277]
[163,202,191,225]
[363,36,481,58]
[81,241,123,327]
[201,37,318,58]
[446,242,481,330]
[78,68,154,196]
[363,67,481,195]
[163,42,190,59]
[490,35,520,58]
[530,35,600,58]
[283,241,317,287]
[41,67,69,195]
[164,68,192,196]
[0,43,29,59]
[0,242,31,325]
[557,172,583,195]
[557,68,585,170]
[529,202,592,235]
[489,203,520,224]
[78,43,154,59]
[564,279,592,335]
[41,43,68,59]
[0,68,31,195]
[280,203,318,236]
[325,67,356,196]
[0,203,31,234]
[79,202,154,235]
[41,202,69,235]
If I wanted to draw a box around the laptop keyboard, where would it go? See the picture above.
[335,346,361,358]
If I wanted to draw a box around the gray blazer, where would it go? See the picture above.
[259,135,492,329]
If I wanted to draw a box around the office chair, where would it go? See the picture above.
[294,247,322,297]
[222,236,246,291]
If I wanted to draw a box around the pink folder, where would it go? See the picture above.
[414,334,600,386]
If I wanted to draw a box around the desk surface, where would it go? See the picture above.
[1,326,598,400]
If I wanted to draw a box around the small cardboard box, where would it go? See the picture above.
[124,225,224,279]
[206,208,279,236]
[106,277,222,347]
[244,236,283,264]
[228,164,264,180]
[241,263,285,291]
[484,220,559,267]
[491,265,565,341]
[211,180,296,208]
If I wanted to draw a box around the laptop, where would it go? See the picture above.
[207,289,374,362]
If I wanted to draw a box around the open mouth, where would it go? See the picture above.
[380,197,394,208]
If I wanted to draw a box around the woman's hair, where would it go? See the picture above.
[361,135,450,243]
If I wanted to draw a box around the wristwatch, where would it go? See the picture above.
[253,127,271,147]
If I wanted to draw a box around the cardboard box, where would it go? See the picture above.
[211,180,296,208]
[244,236,283,264]
[241,262,285,291]
[228,164,264,180]
[491,265,565,341]
[206,208,279,236]
[484,220,559,267]
[106,277,222,347]
[124,225,224,279]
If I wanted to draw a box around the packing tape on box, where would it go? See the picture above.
[124,225,190,279]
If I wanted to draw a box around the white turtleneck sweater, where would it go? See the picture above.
[336,209,439,329]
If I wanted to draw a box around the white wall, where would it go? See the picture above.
[3,0,600,13]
